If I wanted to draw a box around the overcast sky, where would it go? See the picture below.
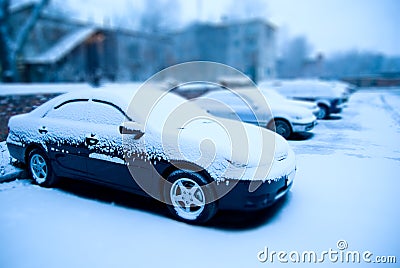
[64,0,399,57]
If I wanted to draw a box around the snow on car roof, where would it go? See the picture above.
[50,84,158,111]
[26,82,197,125]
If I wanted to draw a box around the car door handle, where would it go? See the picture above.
[85,136,98,146]
[38,127,48,134]
[119,125,144,140]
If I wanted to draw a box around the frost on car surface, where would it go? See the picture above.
[7,85,296,224]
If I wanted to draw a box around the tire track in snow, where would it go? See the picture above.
[380,94,400,125]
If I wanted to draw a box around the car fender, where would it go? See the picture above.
[316,99,331,109]
[267,117,293,132]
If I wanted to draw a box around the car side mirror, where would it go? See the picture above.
[119,122,144,140]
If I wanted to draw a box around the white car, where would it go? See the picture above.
[192,89,317,139]
[259,79,349,119]
[7,86,296,224]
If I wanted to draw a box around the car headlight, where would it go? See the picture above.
[294,115,303,120]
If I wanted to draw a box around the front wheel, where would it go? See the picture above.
[268,119,292,139]
[28,148,58,187]
[318,104,329,119]
[164,170,217,224]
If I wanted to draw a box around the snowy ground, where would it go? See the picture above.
[0,142,25,182]
[0,87,399,267]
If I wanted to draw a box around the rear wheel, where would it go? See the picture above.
[28,148,58,187]
[164,170,217,224]
[268,119,292,139]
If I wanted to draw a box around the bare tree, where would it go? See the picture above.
[278,36,312,78]
[140,0,180,33]
[0,0,49,82]
[45,0,73,18]
[226,0,269,21]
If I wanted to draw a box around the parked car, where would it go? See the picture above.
[192,89,317,139]
[261,88,322,119]
[329,80,357,98]
[7,87,296,224]
[259,79,349,119]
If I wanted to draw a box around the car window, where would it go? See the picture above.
[86,100,128,125]
[264,90,286,101]
[46,99,89,121]
[207,92,256,108]
[206,92,240,105]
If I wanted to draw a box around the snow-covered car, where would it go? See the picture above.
[193,89,317,139]
[329,80,357,99]
[261,88,322,119]
[6,87,296,224]
[259,79,349,119]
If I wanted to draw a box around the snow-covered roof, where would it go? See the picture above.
[24,27,97,64]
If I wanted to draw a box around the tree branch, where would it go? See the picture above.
[15,0,49,54]
[0,0,10,19]
[0,0,14,57]
[0,0,11,44]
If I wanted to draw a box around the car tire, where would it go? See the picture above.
[28,148,58,187]
[268,119,292,139]
[164,170,217,224]
[318,104,329,119]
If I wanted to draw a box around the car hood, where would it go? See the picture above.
[287,99,317,110]
[267,100,314,118]
[138,115,289,181]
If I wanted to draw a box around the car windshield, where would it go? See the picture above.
[262,89,287,102]
[127,88,209,129]
[202,90,260,108]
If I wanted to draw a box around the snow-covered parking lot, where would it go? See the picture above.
[0,87,399,267]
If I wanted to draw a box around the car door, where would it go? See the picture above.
[42,99,91,178]
[84,99,148,191]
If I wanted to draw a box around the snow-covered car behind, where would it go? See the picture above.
[6,86,296,224]
[259,79,349,119]
[329,80,357,99]
[261,88,322,119]
[193,89,317,139]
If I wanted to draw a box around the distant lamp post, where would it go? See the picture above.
[86,32,105,87]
